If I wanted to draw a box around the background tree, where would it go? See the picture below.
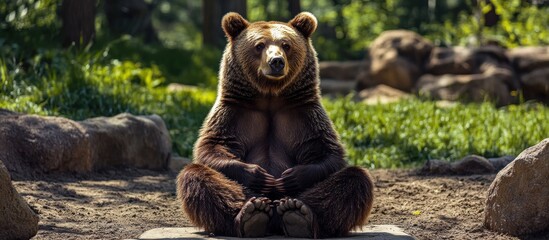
[104,0,159,43]
[202,0,247,48]
[288,0,301,18]
[60,0,96,47]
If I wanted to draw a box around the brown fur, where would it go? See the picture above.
[177,12,374,238]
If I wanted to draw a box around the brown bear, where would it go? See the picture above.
[177,12,374,238]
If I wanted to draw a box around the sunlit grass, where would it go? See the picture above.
[324,96,549,168]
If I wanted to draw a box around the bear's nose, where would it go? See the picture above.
[269,57,285,73]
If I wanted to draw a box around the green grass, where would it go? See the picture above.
[1,37,549,168]
[324,96,549,168]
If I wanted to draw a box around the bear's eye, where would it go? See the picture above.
[282,43,291,51]
[255,43,265,52]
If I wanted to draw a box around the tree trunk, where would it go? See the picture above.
[288,0,301,17]
[483,0,499,27]
[60,0,96,47]
[104,0,159,43]
[202,0,247,48]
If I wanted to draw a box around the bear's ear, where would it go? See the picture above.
[222,12,249,41]
[289,12,317,38]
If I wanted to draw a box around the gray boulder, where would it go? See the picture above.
[507,47,549,103]
[416,60,514,106]
[369,30,433,91]
[417,46,516,106]
[520,68,549,103]
[356,84,410,105]
[425,47,476,75]
[425,46,510,76]
[0,110,93,175]
[484,139,549,236]
[319,61,368,81]
[81,113,172,171]
[0,161,39,240]
[420,155,514,175]
[0,110,171,179]
[507,46,549,72]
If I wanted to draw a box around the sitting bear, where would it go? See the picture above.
[177,12,374,238]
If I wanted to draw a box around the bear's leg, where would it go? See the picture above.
[277,166,374,238]
[176,163,272,237]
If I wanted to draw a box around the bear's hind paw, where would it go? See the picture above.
[277,198,315,238]
[235,197,272,237]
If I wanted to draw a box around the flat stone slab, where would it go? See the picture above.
[137,225,415,240]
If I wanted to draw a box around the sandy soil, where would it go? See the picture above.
[11,168,546,240]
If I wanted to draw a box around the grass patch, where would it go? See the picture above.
[324,96,549,168]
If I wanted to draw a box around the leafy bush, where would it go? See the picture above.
[92,37,221,87]
[426,0,549,47]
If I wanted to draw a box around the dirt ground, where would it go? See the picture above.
[11,168,546,240]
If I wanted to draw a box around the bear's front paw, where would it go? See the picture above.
[276,168,302,194]
[246,165,278,194]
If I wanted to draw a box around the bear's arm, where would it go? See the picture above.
[194,135,275,193]
[193,106,275,193]
[279,105,347,195]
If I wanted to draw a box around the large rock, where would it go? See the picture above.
[425,47,476,75]
[425,46,509,75]
[356,84,410,105]
[0,161,39,240]
[168,156,192,173]
[320,79,356,95]
[484,139,549,236]
[138,226,416,240]
[507,46,549,72]
[81,113,172,170]
[318,61,374,94]
[319,61,368,81]
[507,47,549,103]
[0,110,93,175]
[355,65,376,91]
[416,49,515,106]
[420,155,514,175]
[0,110,171,179]
[415,71,512,106]
[369,30,433,91]
[520,68,549,103]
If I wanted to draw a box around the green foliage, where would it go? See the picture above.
[92,37,221,87]
[0,0,58,30]
[426,0,549,47]
[342,0,399,51]
[488,0,549,47]
[0,0,60,50]
[324,96,549,168]
[152,0,203,49]
[0,41,215,158]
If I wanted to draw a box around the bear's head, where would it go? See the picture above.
[221,12,318,96]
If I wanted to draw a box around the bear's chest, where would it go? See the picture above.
[235,108,306,177]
